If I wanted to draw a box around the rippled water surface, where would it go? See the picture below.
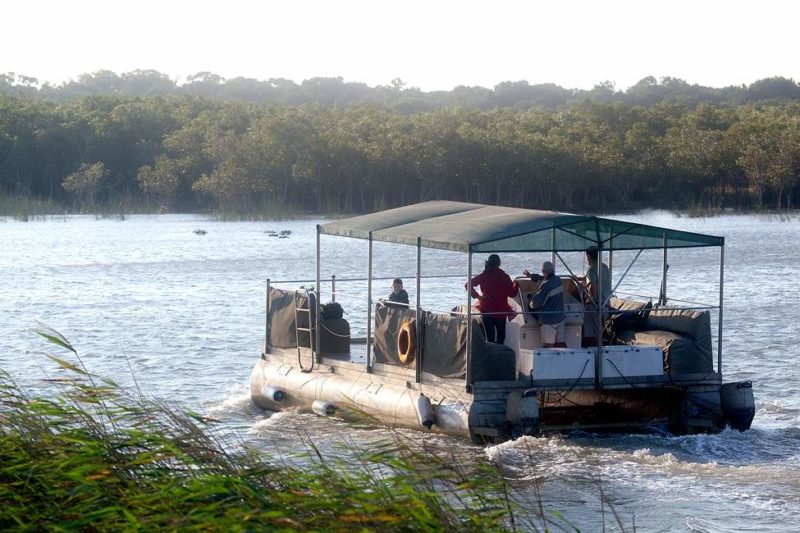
[2,212,799,530]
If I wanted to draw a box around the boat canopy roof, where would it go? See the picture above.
[320,201,724,253]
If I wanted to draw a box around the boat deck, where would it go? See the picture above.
[266,337,722,394]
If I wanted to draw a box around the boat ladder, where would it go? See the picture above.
[294,289,315,372]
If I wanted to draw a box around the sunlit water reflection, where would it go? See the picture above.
[2,211,799,530]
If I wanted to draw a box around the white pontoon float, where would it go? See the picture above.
[250,201,754,442]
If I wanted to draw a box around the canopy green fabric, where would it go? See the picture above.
[320,201,724,253]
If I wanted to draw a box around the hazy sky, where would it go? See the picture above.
[4,0,798,91]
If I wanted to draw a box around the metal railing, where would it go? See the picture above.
[265,266,725,386]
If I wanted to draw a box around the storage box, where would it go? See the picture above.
[565,324,582,349]
[601,345,663,378]
[519,348,595,381]
[520,324,542,350]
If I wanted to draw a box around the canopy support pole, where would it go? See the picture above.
[466,249,473,393]
[555,252,582,290]
[415,237,422,384]
[366,231,373,373]
[315,225,321,363]
[596,245,604,389]
[265,278,271,354]
[331,275,336,303]
[718,245,724,374]
[660,235,669,306]
[608,242,613,287]
[551,227,556,265]
[612,249,643,296]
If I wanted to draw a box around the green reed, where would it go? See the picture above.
[0,328,528,531]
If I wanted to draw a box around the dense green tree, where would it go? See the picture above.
[62,161,108,207]
[2,79,800,214]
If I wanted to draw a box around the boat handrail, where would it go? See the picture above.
[267,273,470,284]
[446,306,719,317]
[615,291,718,309]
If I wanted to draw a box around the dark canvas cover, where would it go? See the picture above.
[268,287,300,349]
[422,312,515,381]
[421,312,472,378]
[646,309,712,356]
[269,288,349,353]
[614,304,713,375]
[645,308,713,374]
[473,342,517,382]
[619,329,711,374]
[373,303,418,365]
[319,317,351,355]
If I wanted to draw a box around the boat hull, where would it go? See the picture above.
[250,350,740,442]
[250,355,472,437]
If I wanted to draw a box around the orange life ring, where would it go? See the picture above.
[397,320,416,365]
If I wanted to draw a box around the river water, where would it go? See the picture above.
[2,211,798,530]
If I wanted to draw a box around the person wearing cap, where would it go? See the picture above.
[581,245,612,346]
[523,261,566,348]
[466,254,517,344]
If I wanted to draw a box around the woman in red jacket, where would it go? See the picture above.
[466,254,517,344]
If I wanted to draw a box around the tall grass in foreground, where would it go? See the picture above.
[0,329,536,531]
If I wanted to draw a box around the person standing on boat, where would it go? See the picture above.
[388,277,409,305]
[581,245,612,346]
[523,261,566,348]
[466,254,517,344]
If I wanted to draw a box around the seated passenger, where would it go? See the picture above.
[388,277,409,305]
[523,261,566,348]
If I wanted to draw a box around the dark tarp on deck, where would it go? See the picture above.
[268,287,350,354]
[373,302,515,381]
[320,201,724,253]
[611,299,713,375]
[373,302,417,365]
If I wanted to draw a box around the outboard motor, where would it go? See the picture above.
[506,390,540,436]
[720,381,755,431]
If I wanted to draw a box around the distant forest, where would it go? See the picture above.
[2,70,799,214]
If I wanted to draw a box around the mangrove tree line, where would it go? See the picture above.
[2,72,800,213]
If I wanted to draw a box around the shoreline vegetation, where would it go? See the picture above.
[2,71,800,218]
[1,193,798,222]
[0,328,636,530]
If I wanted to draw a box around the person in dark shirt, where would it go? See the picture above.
[466,254,517,344]
[388,278,409,305]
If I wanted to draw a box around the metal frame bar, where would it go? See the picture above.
[315,225,321,362]
[660,234,668,306]
[611,249,643,297]
[554,251,582,284]
[465,249,473,393]
[595,244,604,389]
[415,237,422,384]
[718,245,724,373]
[366,231,374,372]
[290,222,728,391]
[267,273,470,284]
[265,278,271,354]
